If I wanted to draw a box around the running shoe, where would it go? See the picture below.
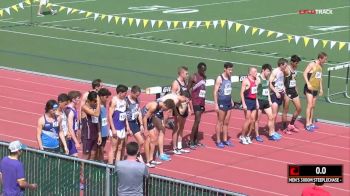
[255,135,264,142]
[269,133,280,141]
[159,154,171,161]
[37,13,44,17]
[188,141,197,150]
[310,124,319,129]
[223,140,234,146]
[179,148,190,153]
[216,142,225,148]
[146,162,156,168]
[305,125,314,132]
[150,160,162,165]
[274,132,282,139]
[239,136,249,145]
[245,136,252,144]
[173,148,182,155]
[51,10,57,15]
[288,124,299,132]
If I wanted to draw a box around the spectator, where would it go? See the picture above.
[0,141,38,195]
[115,142,149,196]
[301,182,330,196]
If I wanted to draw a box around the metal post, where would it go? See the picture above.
[30,0,33,26]
[345,66,350,98]
[105,167,110,196]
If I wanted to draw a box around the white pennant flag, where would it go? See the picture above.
[294,35,300,44]
[67,8,72,14]
[93,13,99,21]
[330,41,336,49]
[212,20,218,29]
[150,20,156,28]
[18,3,24,9]
[312,38,319,47]
[182,21,187,28]
[5,7,11,15]
[166,21,172,29]
[276,32,283,38]
[79,10,86,14]
[121,17,127,24]
[196,21,202,28]
[227,21,233,30]
[107,15,113,23]
[135,18,141,27]
[244,25,250,34]
[258,28,265,35]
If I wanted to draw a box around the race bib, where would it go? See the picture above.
[224,87,232,95]
[289,80,296,87]
[199,90,206,98]
[251,86,257,94]
[276,83,284,91]
[52,121,59,127]
[262,89,269,96]
[315,72,322,79]
[132,111,139,120]
[119,113,126,121]
[91,116,99,124]
[101,118,107,126]
[74,120,79,130]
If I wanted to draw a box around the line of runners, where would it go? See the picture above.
[35,52,327,167]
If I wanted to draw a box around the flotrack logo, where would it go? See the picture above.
[299,9,333,15]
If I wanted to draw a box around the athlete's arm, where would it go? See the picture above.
[67,111,80,147]
[81,97,101,117]
[213,75,222,111]
[240,79,249,110]
[187,74,196,92]
[269,70,278,94]
[79,92,89,122]
[142,102,156,136]
[58,118,69,155]
[303,62,314,90]
[171,80,179,95]
[108,98,117,135]
[36,117,44,150]
[138,107,144,132]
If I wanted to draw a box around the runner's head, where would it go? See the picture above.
[162,99,176,112]
[98,88,111,105]
[248,66,258,79]
[224,62,233,77]
[290,55,301,68]
[87,91,98,108]
[197,62,207,77]
[92,79,103,91]
[277,58,288,71]
[178,66,189,81]
[67,90,81,106]
[261,63,272,78]
[130,85,141,100]
[57,93,69,110]
[116,84,128,99]
[317,52,328,65]
[45,99,59,116]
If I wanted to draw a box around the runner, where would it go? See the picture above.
[240,67,258,145]
[141,99,176,168]
[282,55,302,134]
[37,0,56,16]
[213,62,234,148]
[303,52,327,131]
[97,88,111,161]
[108,85,129,164]
[65,91,82,157]
[56,93,70,153]
[188,62,207,149]
[255,64,281,141]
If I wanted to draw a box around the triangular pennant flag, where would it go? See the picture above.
[93,13,99,21]
[128,18,134,26]
[294,35,300,44]
[121,17,126,25]
[79,10,86,14]
[107,15,113,23]
[11,5,18,12]
[71,9,79,14]
[220,20,226,28]
[303,37,310,47]
[46,3,52,8]
[101,14,106,21]
[338,42,346,50]
[114,16,120,24]
[18,3,24,9]
[227,21,233,30]
[312,38,319,47]
[330,41,336,49]
[287,34,293,43]
[135,18,141,27]
[0,10,3,17]
[24,0,31,5]
[212,20,218,29]
[173,21,179,28]
[196,21,202,28]
[258,28,265,35]
[181,21,187,28]
[251,27,258,35]
[4,8,11,15]
[244,25,249,34]
[205,21,211,29]
[166,21,172,29]
[58,6,66,12]
[235,23,242,32]
[267,31,275,37]
[67,8,72,15]
[276,32,283,38]
[158,20,163,28]
[143,19,149,28]
[150,20,156,28]
[189,21,194,28]
[322,40,329,48]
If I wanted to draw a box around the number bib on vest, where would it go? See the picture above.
[119,113,126,121]
[289,80,296,87]
[91,116,99,124]
[199,90,206,98]
[262,89,269,96]
[224,88,232,95]
[315,72,322,79]
[101,118,107,126]
[251,86,257,94]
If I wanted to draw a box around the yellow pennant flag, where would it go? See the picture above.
[128,18,134,26]
[220,20,226,28]
[338,42,346,50]
[287,35,293,43]
[188,21,194,28]
[251,27,258,35]
[303,37,310,47]
[322,40,329,48]
[71,9,79,14]
[143,19,149,28]
[24,0,31,5]
[101,14,106,21]
[205,21,211,29]
[11,5,18,12]
[59,6,66,12]
[158,20,163,28]
[235,23,242,32]
[267,31,274,37]
[173,21,179,28]
[0,10,3,17]
[86,12,92,17]
[114,16,120,24]
[46,3,52,8]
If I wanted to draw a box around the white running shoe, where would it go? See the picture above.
[240,136,249,145]
[179,148,190,153]
[173,149,182,155]
[150,160,162,165]
[146,162,156,168]
[245,136,252,144]
[51,10,57,15]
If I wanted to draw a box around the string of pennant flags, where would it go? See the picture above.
[1,0,349,52]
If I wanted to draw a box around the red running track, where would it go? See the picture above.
[0,68,349,196]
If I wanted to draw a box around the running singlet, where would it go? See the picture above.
[99,105,108,138]
[64,106,79,133]
[111,97,127,131]
[81,110,99,140]
[308,62,323,91]
[272,69,285,93]
[284,66,297,89]
[126,96,140,121]
[41,115,60,148]
[257,75,269,100]
[217,75,232,104]
[191,73,206,106]
[244,77,257,99]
